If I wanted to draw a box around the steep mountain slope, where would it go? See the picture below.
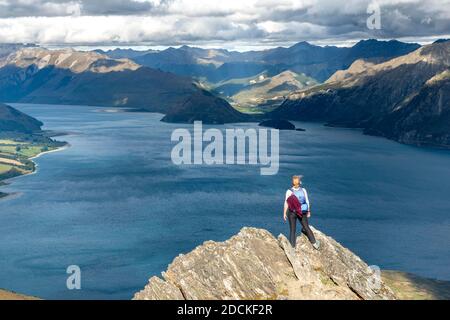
[0,48,247,124]
[342,39,421,66]
[270,41,450,148]
[326,59,379,83]
[215,70,317,112]
[207,62,285,83]
[0,103,42,133]
[369,70,450,147]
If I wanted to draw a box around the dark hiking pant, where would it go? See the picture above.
[288,209,316,247]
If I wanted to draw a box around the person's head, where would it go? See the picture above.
[292,175,303,188]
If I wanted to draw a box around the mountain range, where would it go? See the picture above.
[1,39,448,148]
[101,39,420,83]
[270,40,450,148]
[98,39,420,111]
[0,47,246,124]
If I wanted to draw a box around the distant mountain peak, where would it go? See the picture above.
[1,47,140,73]
[433,38,450,44]
[350,39,420,52]
[290,41,314,48]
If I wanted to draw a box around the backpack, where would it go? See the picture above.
[290,187,309,213]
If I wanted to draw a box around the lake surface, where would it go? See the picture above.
[1,103,450,299]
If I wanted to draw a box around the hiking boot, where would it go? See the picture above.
[312,240,321,250]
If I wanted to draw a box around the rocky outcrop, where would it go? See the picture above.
[134,227,396,300]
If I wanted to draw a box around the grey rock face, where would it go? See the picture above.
[287,227,395,300]
[134,276,184,300]
[134,227,396,300]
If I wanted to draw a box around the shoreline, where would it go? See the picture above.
[0,289,40,300]
[29,143,70,161]
[0,143,69,199]
[22,143,70,178]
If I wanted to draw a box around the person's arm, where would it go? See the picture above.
[303,188,311,217]
[283,190,290,221]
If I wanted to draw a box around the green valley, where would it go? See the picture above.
[0,103,66,198]
[0,136,65,194]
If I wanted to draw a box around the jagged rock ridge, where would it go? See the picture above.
[134,227,396,300]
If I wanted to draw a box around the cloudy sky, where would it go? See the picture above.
[0,0,449,50]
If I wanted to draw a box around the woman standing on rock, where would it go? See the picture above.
[283,175,320,249]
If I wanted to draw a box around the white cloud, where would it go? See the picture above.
[257,21,289,33]
[0,0,448,48]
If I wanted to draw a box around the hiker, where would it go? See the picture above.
[283,175,320,249]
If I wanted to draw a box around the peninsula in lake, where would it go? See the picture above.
[0,103,65,198]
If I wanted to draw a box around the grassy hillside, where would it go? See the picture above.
[0,136,65,182]
[0,103,66,194]
[211,70,318,113]
[382,271,450,300]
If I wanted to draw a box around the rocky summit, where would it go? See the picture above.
[134,227,396,300]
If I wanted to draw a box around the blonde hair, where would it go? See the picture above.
[292,175,303,187]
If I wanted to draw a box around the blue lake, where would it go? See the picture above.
[1,103,450,299]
